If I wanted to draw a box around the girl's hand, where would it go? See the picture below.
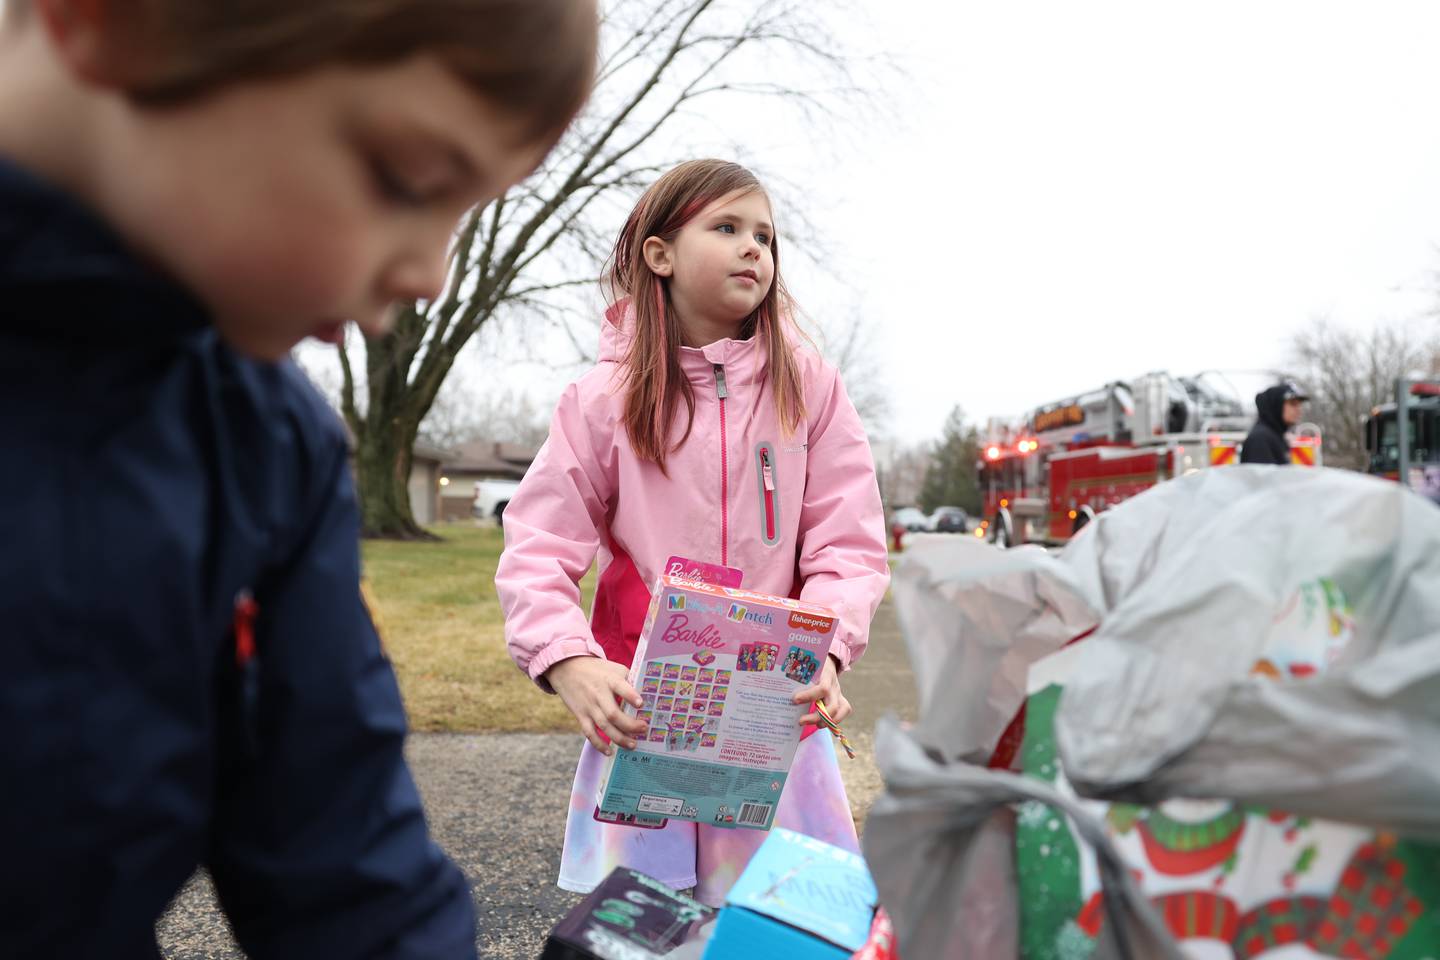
[794,654,851,726]
[544,655,647,755]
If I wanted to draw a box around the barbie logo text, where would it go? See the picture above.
[659,614,725,649]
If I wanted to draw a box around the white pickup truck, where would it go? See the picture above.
[472,479,522,525]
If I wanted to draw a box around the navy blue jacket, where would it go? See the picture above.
[0,160,476,957]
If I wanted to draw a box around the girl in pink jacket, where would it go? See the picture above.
[495,159,890,904]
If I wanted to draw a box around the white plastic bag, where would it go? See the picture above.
[865,467,1440,958]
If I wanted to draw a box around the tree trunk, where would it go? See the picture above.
[352,325,440,540]
[354,412,435,540]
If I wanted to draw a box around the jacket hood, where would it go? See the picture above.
[1254,384,1288,432]
[600,297,767,388]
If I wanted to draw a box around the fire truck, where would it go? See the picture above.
[978,371,1323,546]
[1365,375,1440,504]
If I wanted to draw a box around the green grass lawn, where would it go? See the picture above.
[361,523,592,733]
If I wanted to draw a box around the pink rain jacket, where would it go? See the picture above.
[496,302,890,688]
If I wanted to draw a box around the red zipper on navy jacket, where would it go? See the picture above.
[714,363,729,566]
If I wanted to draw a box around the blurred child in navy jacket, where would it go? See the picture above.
[0,1,596,956]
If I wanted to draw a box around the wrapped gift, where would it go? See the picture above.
[868,469,1440,960]
[702,828,877,960]
[1014,581,1440,959]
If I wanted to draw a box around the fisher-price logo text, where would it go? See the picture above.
[787,611,834,633]
[658,614,725,649]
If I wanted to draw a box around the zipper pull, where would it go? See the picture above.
[234,590,258,668]
[234,589,261,757]
[714,363,728,399]
[760,448,774,491]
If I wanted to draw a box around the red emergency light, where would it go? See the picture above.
[986,445,1001,461]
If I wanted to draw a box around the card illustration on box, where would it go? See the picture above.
[782,647,820,684]
[595,574,837,830]
[737,642,779,672]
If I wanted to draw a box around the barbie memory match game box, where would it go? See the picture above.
[595,574,837,831]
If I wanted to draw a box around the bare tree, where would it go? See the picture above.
[417,382,549,451]
[873,440,931,510]
[1288,317,1440,470]
[338,0,864,538]
[820,310,891,433]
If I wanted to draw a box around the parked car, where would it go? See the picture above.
[473,479,522,526]
[890,506,931,532]
[932,506,969,533]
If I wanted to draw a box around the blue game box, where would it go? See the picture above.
[701,828,878,960]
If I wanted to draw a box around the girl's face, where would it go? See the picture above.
[97,57,547,360]
[646,190,775,343]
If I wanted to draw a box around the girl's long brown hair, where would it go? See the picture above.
[607,160,808,470]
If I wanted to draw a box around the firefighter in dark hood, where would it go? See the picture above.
[1241,381,1309,465]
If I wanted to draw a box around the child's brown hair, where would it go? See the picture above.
[10,0,597,150]
[608,159,809,469]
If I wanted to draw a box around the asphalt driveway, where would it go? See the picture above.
[157,594,918,959]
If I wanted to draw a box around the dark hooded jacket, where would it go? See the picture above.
[0,159,476,956]
[1241,385,1293,465]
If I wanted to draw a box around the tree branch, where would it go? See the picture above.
[475,191,508,284]
[337,338,361,437]
[432,206,484,323]
[507,277,600,300]
[594,0,686,87]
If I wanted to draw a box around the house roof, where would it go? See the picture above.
[411,441,453,465]
[443,439,538,477]
[339,421,453,465]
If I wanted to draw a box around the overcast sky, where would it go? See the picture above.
[808,0,1440,442]
[308,1,1440,448]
